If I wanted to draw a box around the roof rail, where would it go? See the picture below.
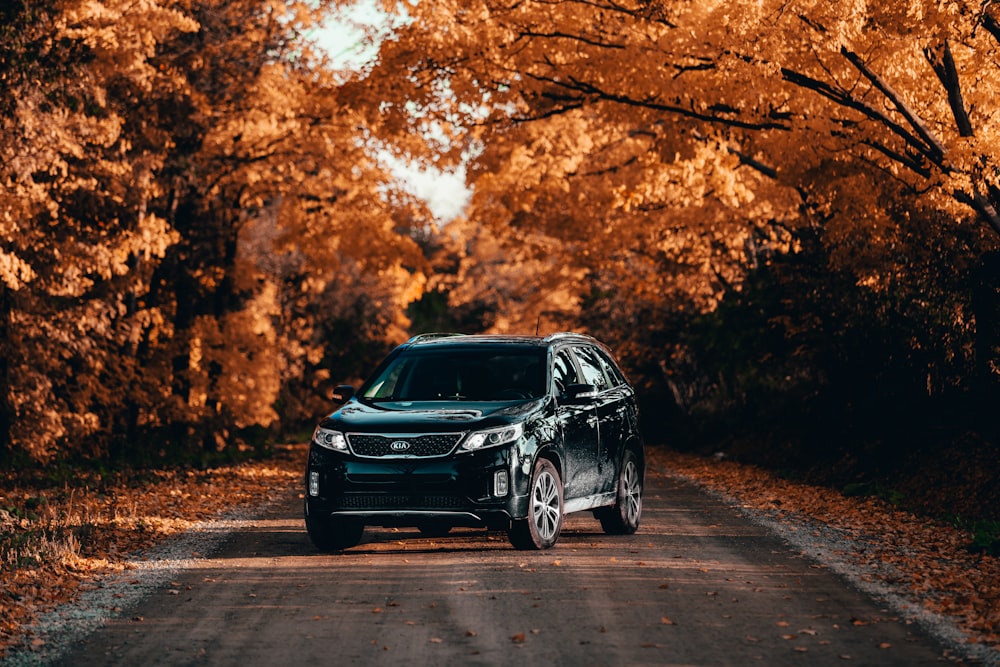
[542,332,585,343]
[406,332,467,344]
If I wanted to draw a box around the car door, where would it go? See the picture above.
[572,345,629,495]
[552,349,601,500]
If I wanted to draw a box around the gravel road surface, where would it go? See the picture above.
[7,459,971,666]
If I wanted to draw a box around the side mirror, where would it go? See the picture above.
[563,383,598,403]
[331,384,355,403]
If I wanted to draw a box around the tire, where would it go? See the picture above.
[598,449,643,535]
[509,458,563,550]
[304,505,364,552]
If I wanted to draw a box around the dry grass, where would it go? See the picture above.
[0,445,303,655]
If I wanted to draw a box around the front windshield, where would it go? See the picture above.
[363,348,546,402]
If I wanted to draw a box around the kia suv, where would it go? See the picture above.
[304,332,644,550]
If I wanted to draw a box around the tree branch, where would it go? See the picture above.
[840,47,948,162]
[519,30,626,49]
[980,9,1000,44]
[778,65,938,174]
[523,72,791,131]
[923,40,974,138]
[726,146,777,179]
[860,139,932,177]
[955,189,1000,237]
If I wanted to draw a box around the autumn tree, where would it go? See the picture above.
[0,0,199,462]
[362,0,999,451]
[0,0,431,464]
[6,0,999,470]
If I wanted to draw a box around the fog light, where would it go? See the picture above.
[494,470,509,497]
[308,470,320,497]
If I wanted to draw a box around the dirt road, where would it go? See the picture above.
[47,462,954,666]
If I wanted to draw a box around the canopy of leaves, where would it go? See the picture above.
[3,0,1000,491]
[369,0,1000,462]
[0,0,432,463]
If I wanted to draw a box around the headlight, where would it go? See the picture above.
[312,426,348,452]
[460,423,523,452]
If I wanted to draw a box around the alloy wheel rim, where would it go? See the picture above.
[531,470,560,540]
[622,460,641,524]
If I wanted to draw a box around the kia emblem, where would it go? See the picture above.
[389,440,411,452]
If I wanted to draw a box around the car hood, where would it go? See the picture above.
[322,398,542,434]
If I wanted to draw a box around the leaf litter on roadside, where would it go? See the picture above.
[0,446,302,655]
[657,449,1000,651]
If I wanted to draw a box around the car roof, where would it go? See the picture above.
[402,332,599,349]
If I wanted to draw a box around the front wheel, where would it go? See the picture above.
[598,449,643,535]
[305,505,364,552]
[509,458,563,550]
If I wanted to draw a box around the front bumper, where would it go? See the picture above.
[305,443,529,531]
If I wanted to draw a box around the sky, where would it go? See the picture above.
[310,1,471,223]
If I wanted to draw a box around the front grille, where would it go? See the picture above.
[348,433,462,458]
[339,494,467,509]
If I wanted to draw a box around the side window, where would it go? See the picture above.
[593,349,625,388]
[574,346,610,393]
[552,351,579,396]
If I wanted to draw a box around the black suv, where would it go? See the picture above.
[304,333,644,550]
